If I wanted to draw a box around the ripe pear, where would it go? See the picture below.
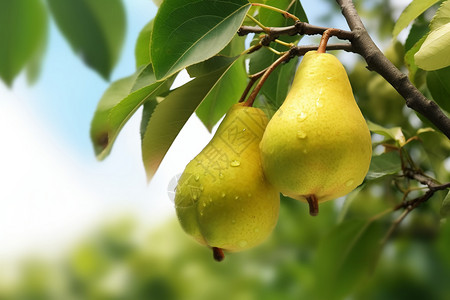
[175,103,280,260]
[259,51,372,211]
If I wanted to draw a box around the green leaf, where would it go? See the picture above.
[366,151,402,180]
[427,66,450,113]
[135,20,154,68]
[415,22,450,70]
[25,29,47,85]
[151,0,251,80]
[392,0,440,38]
[405,17,429,52]
[91,75,137,156]
[195,56,248,131]
[259,0,308,27]
[186,55,237,78]
[405,35,427,86]
[0,0,47,86]
[430,0,450,31]
[140,100,160,140]
[367,121,406,146]
[47,0,126,79]
[252,51,298,108]
[141,66,230,181]
[312,220,386,300]
[441,191,450,218]
[218,35,246,57]
[91,65,175,159]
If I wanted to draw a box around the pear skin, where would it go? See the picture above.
[175,103,280,257]
[260,51,372,204]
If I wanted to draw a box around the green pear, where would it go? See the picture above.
[259,51,372,213]
[175,103,280,260]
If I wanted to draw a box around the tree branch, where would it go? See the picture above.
[336,0,450,139]
[238,22,353,45]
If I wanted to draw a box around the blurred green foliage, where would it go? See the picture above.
[1,205,450,300]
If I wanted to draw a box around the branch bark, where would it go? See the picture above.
[238,22,353,43]
[336,0,450,139]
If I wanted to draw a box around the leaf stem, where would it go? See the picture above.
[274,39,295,48]
[265,46,284,56]
[251,3,299,21]
[246,14,269,32]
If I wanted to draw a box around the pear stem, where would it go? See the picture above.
[212,247,225,262]
[317,28,340,53]
[305,195,319,216]
[243,50,293,107]
[238,68,268,103]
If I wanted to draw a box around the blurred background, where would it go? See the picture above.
[1,0,450,299]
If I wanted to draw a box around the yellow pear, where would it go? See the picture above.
[175,103,280,261]
[259,51,372,214]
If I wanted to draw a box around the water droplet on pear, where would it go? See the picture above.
[230,160,240,167]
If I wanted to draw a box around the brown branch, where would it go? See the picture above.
[238,21,353,43]
[403,168,450,191]
[336,0,450,139]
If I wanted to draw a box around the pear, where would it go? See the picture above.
[175,103,280,261]
[259,51,372,214]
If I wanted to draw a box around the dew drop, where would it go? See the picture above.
[235,196,240,200]
[242,128,246,132]
[194,174,200,181]
[297,112,308,122]
[219,173,224,179]
[202,202,206,207]
[247,193,252,197]
[238,240,248,248]
[297,130,307,139]
[209,197,213,203]
[230,160,241,167]
[345,179,355,187]
[193,195,198,200]
[316,99,323,108]
[200,211,204,216]
[303,149,308,154]
[221,192,226,198]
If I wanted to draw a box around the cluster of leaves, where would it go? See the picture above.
[0,0,126,85]
[394,0,450,115]
[90,0,308,181]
